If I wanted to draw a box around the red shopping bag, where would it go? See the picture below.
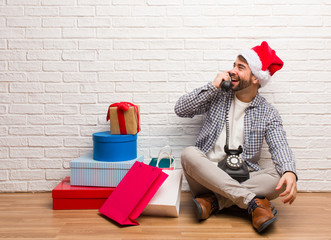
[99,161,168,225]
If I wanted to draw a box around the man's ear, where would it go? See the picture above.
[251,74,259,85]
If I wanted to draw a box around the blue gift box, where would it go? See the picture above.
[70,153,143,187]
[93,131,137,162]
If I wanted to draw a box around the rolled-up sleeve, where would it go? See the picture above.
[174,82,219,118]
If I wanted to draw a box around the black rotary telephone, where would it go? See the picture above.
[217,83,250,183]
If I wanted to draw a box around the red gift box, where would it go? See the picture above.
[52,177,115,210]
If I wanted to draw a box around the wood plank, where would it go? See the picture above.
[0,192,330,240]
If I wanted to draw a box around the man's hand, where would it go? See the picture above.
[275,172,297,205]
[212,72,231,89]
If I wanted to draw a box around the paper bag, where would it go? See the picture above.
[99,161,168,225]
[142,169,182,217]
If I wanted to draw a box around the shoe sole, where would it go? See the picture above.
[257,216,277,233]
[192,198,203,221]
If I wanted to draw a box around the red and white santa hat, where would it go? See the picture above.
[240,41,284,87]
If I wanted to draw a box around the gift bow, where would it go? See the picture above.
[107,102,140,135]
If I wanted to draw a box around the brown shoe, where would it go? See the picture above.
[248,198,276,232]
[193,193,219,221]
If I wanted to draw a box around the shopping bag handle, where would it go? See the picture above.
[156,145,175,169]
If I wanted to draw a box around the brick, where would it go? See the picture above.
[115,61,149,71]
[7,17,40,27]
[96,6,130,16]
[81,83,114,92]
[150,61,185,71]
[27,50,62,61]
[133,93,167,103]
[28,137,62,147]
[10,83,43,93]
[63,116,97,125]
[26,28,61,38]
[43,61,78,72]
[64,137,92,147]
[0,147,9,158]
[0,51,25,61]
[79,40,112,49]
[8,40,43,49]
[80,104,108,115]
[41,0,75,5]
[0,116,26,125]
[46,169,70,180]
[116,82,149,92]
[98,50,131,60]
[9,62,42,72]
[0,127,7,136]
[0,182,27,192]
[0,29,24,39]
[28,181,59,192]
[42,17,76,27]
[0,7,23,16]
[9,104,43,114]
[10,170,44,180]
[151,82,185,93]
[29,94,61,104]
[24,7,58,16]
[28,116,62,125]
[98,93,133,103]
[44,40,77,49]
[62,28,96,38]
[28,72,61,82]
[0,94,27,104]
[167,7,200,16]
[78,0,110,5]
[63,72,97,82]
[62,50,96,61]
[97,28,165,39]
[0,73,26,82]
[45,126,79,136]
[150,40,184,49]
[80,62,114,71]
[45,148,79,158]
[133,72,167,82]
[10,148,43,158]
[9,126,43,136]
[45,83,79,93]
[29,159,62,169]
[113,40,148,50]
[99,72,132,82]
[59,7,94,16]
[78,17,111,27]
[63,93,96,104]
[0,137,27,147]
[45,105,78,115]
[0,159,27,170]
[7,0,39,5]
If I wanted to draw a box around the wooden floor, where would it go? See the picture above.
[0,192,330,240]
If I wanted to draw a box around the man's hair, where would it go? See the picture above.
[238,54,248,64]
[237,54,261,88]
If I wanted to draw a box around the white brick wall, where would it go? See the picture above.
[0,0,330,192]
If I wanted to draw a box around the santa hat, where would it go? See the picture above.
[240,41,284,87]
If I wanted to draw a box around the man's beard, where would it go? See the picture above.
[232,74,253,92]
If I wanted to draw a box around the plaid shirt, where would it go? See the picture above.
[175,82,296,177]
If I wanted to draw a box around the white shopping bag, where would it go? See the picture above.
[142,169,182,217]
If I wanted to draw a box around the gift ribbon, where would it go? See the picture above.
[107,102,140,135]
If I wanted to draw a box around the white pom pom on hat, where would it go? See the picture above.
[240,41,284,87]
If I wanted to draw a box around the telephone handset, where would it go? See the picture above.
[220,74,233,91]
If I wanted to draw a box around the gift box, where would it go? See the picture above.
[107,102,140,135]
[70,153,144,187]
[93,131,137,162]
[52,177,115,210]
